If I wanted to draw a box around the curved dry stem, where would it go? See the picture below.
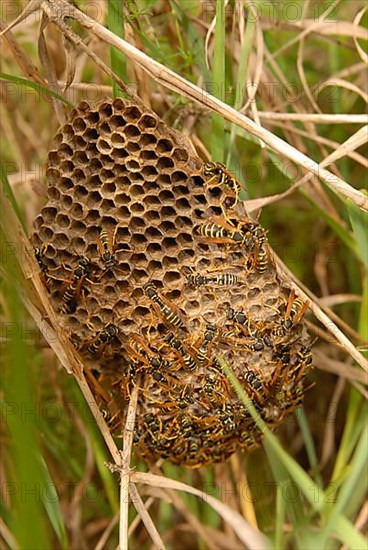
[130,471,270,550]
[256,119,368,167]
[271,0,341,59]
[353,7,368,63]
[256,113,368,124]
[239,2,264,114]
[128,484,166,550]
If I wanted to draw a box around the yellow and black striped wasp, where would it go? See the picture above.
[272,290,309,337]
[284,290,309,328]
[257,244,268,273]
[48,255,97,314]
[196,324,217,365]
[84,323,120,356]
[34,243,52,289]
[97,225,132,274]
[125,333,167,372]
[144,282,185,329]
[203,161,243,210]
[61,257,94,313]
[195,215,265,256]
[184,266,239,288]
[164,331,197,371]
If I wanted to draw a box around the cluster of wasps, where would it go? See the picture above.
[121,162,312,467]
[34,227,129,355]
[34,160,313,468]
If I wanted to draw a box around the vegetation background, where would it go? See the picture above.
[1,0,367,549]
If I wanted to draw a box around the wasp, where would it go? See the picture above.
[209,273,238,286]
[296,345,313,366]
[289,345,313,384]
[177,413,193,437]
[204,161,243,208]
[164,332,197,371]
[147,364,180,391]
[85,324,119,356]
[239,220,266,245]
[244,370,263,391]
[287,294,308,326]
[34,243,52,288]
[282,291,309,329]
[187,438,200,459]
[185,268,238,288]
[201,372,228,405]
[228,307,249,326]
[60,257,96,313]
[97,225,131,273]
[220,327,265,352]
[196,324,217,364]
[48,256,95,314]
[227,307,259,337]
[126,333,165,371]
[195,220,245,245]
[219,327,249,348]
[143,413,162,439]
[239,430,259,450]
[219,411,238,435]
[254,243,269,274]
[196,215,263,252]
[220,328,240,340]
[144,282,184,329]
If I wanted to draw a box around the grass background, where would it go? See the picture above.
[1,1,367,548]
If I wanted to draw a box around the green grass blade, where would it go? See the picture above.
[89,424,120,514]
[332,392,366,484]
[274,482,287,550]
[296,407,323,486]
[0,73,73,106]
[70,382,119,513]
[211,0,226,161]
[303,194,356,252]
[332,260,367,483]
[333,516,368,550]
[219,357,323,511]
[320,425,368,545]
[359,272,368,332]
[38,456,69,549]
[347,199,368,268]
[170,1,211,81]
[1,230,52,549]
[107,0,126,97]
[1,160,26,231]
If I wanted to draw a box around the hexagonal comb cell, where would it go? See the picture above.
[31,98,313,467]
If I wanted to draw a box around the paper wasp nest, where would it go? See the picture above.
[32,98,313,467]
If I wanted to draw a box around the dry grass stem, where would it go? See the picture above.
[94,513,119,550]
[257,112,368,124]
[119,385,139,550]
[314,349,367,385]
[130,471,269,549]
[128,484,166,550]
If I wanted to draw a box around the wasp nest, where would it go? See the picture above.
[32,97,313,467]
